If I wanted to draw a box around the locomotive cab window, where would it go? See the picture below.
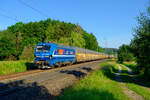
[54,48,58,54]
[36,45,50,52]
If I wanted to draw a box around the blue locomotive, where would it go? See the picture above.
[34,42,76,69]
[34,42,111,69]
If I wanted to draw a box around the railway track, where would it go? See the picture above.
[0,60,102,81]
[0,60,108,99]
[0,69,44,80]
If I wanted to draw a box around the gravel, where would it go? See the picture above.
[0,60,106,100]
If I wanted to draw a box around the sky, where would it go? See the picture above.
[0,0,148,48]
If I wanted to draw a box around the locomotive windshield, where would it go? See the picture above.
[36,45,50,52]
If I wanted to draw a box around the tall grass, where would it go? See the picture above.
[0,61,35,75]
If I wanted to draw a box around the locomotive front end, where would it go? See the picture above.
[34,43,56,69]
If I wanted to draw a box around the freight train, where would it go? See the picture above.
[34,42,113,69]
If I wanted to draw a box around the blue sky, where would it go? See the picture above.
[0,0,148,48]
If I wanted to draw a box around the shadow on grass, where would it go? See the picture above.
[57,88,117,100]
[0,80,55,100]
[101,65,150,88]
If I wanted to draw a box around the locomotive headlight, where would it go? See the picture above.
[49,55,52,59]
[36,56,41,57]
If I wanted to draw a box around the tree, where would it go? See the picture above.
[0,36,15,60]
[97,46,104,52]
[117,44,134,63]
[0,18,101,61]
[83,32,98,50]
[70,32,85,48]
[45,23,55,42]
[131,13,150,75]
[8,22,24,60]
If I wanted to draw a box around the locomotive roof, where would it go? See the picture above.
[36,42,110,55]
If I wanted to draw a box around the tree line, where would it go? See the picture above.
[0,19,105,60]
[117,3,150,77]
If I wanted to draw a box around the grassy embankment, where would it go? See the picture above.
[57,61,129,100]
[0,61,35,75]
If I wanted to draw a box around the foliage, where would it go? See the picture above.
[131,13,150,76]
[83,32,98,50]
[70,32,85,48]
[0,18,103,60]
[0,35,16,60]
[8,22,24,60]
[97,46,104,52]
[117,44,134,63]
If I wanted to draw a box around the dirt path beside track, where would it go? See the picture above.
[115,64,145,100]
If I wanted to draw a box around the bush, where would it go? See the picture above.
[117,44,134,63]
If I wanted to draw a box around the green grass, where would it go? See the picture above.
[0,61,35,75]
[123,62,136,72]
[111,64,119,73]
[119,64,127,71]
[57,61,129,100]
